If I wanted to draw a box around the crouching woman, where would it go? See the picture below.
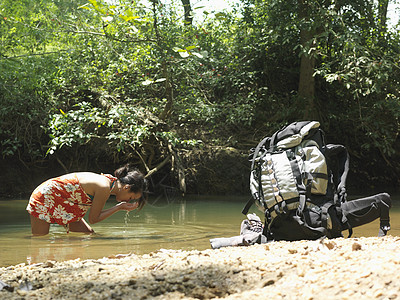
[26,165,147,236]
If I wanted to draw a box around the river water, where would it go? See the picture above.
[1,193,399,267]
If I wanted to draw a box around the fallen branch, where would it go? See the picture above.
[145,155,171,178]
[56,156,69,173]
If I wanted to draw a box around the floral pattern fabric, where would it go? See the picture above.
[27,174,116,225]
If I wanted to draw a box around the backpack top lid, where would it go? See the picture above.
[275,121,320,150]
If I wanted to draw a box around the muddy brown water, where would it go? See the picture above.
[1,193,399,267]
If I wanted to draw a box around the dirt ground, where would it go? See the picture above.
[1,235,399,299]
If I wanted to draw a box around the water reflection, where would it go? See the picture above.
[0,194,399,267]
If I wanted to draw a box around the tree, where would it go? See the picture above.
[378,0,389,34]
[233,0,399,185]
[0,0,398,195]
[181,0,193,25]
[297,0,318,119]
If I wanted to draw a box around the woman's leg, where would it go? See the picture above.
[30,215,50,236]
[68,219,95,234]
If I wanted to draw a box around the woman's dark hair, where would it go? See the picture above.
[114,164,148,210]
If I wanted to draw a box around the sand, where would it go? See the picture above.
[1,235,400,299]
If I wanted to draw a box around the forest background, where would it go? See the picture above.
[0,0,399,199]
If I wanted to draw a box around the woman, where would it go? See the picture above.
[26,164,147,236]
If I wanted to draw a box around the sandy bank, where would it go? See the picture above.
[1,236,399,299]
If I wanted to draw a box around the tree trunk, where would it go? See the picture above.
[378,0,389,38]
[298,0,318,120]
[181,0,192,26]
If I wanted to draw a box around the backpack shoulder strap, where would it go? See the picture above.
[244,136,270,215]
[250,136,270,169]
[323,144,350,203]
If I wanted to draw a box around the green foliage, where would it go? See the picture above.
[0,55,56,159]
[47,101,150,153]
[310,1,400,159]
[240,0,399,154]
[0,0,399,188]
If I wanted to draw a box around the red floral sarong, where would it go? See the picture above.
[26,173,116,225]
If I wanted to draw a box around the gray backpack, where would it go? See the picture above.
[210,121,391,248]
[243,121,350,240]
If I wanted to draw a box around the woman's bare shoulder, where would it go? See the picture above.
[75,172,110,189]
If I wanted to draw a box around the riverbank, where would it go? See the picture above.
[1,235,399,299]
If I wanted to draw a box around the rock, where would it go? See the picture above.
[0,280,12,292]
[352,242,362,251]
[18,279,33,291]
[263,279,275,287]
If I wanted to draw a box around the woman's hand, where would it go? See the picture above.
[89,200,139,224]
[116,201,139,212]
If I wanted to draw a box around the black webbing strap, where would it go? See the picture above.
[251,136,269,170]
[243,137,270,216]
[337,147,350,202]
[310,172,329,180]
[339,207,353,238]
[323,144,350,204]
[292,214,327,238]
[286,149,308,214]
[242,196,255,215]
[378,197,391,233]
[261,218,270,242]
[280,200,289,214]
[346,224,353,238]
[268,126,287,153]
[304,173,312,196]
[320,202,333,229]
[268,129,282,152]
[243,140,267,215]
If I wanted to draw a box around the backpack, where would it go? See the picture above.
[209,121,392,248]
[242,121,350,240]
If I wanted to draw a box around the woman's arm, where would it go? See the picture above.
[78,172,139,224]
[89,200,139,224]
